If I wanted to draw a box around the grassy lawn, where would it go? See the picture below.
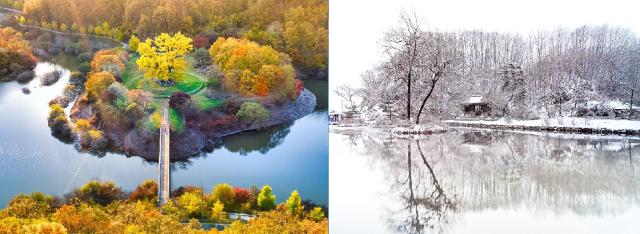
[124,53,224,133]
[191,92,223,111]
[168,107,184,132]
[121,54,205,98]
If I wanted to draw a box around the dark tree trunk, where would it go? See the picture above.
[630,88,634,119]
[415,77,439,125]
[407,70,411,121]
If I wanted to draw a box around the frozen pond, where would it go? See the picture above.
[330,127,640,233]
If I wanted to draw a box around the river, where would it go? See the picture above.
[0,60,328,207]
[330,127,640,233]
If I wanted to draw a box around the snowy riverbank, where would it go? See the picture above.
[444,117,640,135]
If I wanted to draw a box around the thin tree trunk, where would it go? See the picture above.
[630,88,634,119]
[415,77,439,125]
[407,69,411,121]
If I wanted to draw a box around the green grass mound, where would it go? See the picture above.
[127,73,205,98]
[193,94,223,111]
[122,53,206,98]
[168,108,184,132]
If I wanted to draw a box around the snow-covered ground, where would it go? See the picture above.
[391,124,446,135]
[445,117,640,133]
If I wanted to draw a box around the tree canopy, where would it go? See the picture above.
[136,32,193,81]
[19,0,328,77]
[209,37,298,98]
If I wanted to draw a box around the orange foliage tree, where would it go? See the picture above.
[0,27,37,63]
[90,49,128,76]
[209,37,302,99]
[85,72,116,101]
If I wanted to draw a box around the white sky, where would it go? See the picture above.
[328,0,640,111]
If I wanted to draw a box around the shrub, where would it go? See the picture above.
[146,111,162,131]
[78,62,91,73]
[207,76,220,88]
[211,200,225,222]
[78,52,93,63]
[286,190,303,217]
[128,35,140,52]
[91,54,125,75]
[76,180,124,206]
[36,32,53,43]
[4,193,52,219]
[169,92,192,111]
[257,185,275,211]
[191,47,211,68]
[127,89,153,109]
[192,35,210,49]
[85,72,116,101]
[88,129,107,150]
[128,180,158,202]
[9,63,23,72]
[47,104,74,141]
[69,71,85,84]
[105,82,128,106]
[308,207,325,222]
[52,204,110,234]
[211,183,235,211]
[205,115,237,129]
[176,192,203,218]
[233,188,252,212]
[236,102,270,124]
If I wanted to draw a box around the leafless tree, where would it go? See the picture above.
[333,84,360,118]
[382,10,423,122]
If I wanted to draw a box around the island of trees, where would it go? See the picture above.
[0,0,328,159]
[45,29,315,159]
[0,181,327,233]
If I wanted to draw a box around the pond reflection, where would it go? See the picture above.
[331,128,640,233]
[221,122,293,156]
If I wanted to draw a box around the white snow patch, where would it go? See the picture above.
[445,117,640,131]
[586,100,640,110]
[467,96,484,104]
[391,124,447,135]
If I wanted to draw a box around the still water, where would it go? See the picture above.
[330,127,640,233]
[0,62,328,207]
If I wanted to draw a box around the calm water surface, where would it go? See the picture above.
[330,127,640,233]
[0,61,328,207]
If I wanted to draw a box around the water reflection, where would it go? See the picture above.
[222,122,292,156]
[332,128,640,233]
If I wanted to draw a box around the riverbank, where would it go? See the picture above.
[444,117,640,135]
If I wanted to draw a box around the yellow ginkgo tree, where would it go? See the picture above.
[136,32,193,82]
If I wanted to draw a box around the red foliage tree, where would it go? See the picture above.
[193,35,210,49]
[294,79,304,96]
[233,187,251,204]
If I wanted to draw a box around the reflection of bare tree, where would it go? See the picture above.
[390,139,456,234]
[333,128,640,232]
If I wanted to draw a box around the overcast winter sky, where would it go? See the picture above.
[328,0,640,112]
